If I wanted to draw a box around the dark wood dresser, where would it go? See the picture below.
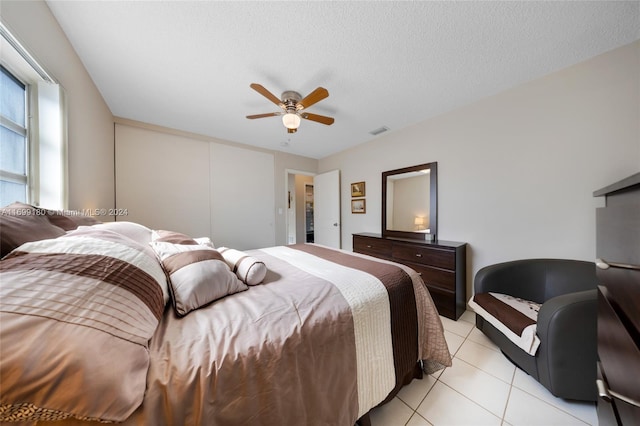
[593,172,640,426]
[353,232,467,320]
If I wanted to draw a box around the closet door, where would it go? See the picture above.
[115,124,210,237]
[210,143,275,250]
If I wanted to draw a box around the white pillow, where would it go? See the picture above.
[217,247,267,286]
[150,242,247,316]
[194,237,215,248]
[90,221,153,245]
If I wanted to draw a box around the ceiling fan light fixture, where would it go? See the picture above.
[248,84,334,133]
[282,112,301,130]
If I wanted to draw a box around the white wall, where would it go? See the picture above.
[320,41,640,298]
[1,0,115,213]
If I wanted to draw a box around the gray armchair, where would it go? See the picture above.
[473,259,599,402]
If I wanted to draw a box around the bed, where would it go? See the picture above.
[0,202,451,426]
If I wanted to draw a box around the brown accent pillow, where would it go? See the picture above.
[45,209,101,230]
[66,214,101,228]
[43,209,81,231]
[0,202,65,258]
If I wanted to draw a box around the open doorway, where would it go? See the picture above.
[286,170,314,244]
[286,169,341,248]
[304,183,314,243]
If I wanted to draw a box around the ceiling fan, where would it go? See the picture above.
[246,83,335,133]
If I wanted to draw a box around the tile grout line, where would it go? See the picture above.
[510,384,595,425]
[449,315,513,424]
[436,376,503,422]
[439,320,504,423]
[500,367,517,425]
[460,315,519,425]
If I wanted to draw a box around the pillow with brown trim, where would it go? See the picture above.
[152,230,198,245]
[217,247,267,286]
[150,242,247,316]
[151,230,215,248]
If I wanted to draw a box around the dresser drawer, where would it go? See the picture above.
[596,266,640,333]
[596,200,640,267]
[353,235,392,258]
[597,363,620,426]
[598,286,640,409]
[352,233,466,320]
[427,285,455,319]
[405,262,455,291]
[392,243,455,270]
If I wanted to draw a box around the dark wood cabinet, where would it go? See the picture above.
[353,233,467,320]
[593,173,640,426]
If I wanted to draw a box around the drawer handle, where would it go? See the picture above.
[596,379,612,402]
[415,253,422,258]
[595,258,640,271]
[597,379,640,407]
[366,245,372,248]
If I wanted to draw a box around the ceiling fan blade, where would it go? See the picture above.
[296,87,329,110]
[301,112,334,125]
[246,112,281,119]
[250,83,284,107]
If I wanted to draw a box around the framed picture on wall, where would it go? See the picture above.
[351,182,365,197]
[351,199,366,214]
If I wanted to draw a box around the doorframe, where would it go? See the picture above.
[284,169,316,244]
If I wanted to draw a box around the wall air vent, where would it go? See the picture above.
[369,126,389,136]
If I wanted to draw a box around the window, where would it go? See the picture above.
[1,22,66,210]
[0,65,28,206]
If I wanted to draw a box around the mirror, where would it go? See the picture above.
[382,162,437,240]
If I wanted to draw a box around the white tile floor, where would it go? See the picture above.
[368,311,597,426]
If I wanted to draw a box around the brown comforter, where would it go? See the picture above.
[4,243,450,426]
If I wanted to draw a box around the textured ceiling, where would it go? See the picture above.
[45,1,639,159]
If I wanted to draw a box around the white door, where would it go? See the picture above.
[313,169,341,248]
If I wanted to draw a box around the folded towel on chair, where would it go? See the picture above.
[469,292,541,355]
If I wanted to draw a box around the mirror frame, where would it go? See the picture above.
[382,162,437,240]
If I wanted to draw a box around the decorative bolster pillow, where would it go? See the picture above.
[217,247,267,285]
